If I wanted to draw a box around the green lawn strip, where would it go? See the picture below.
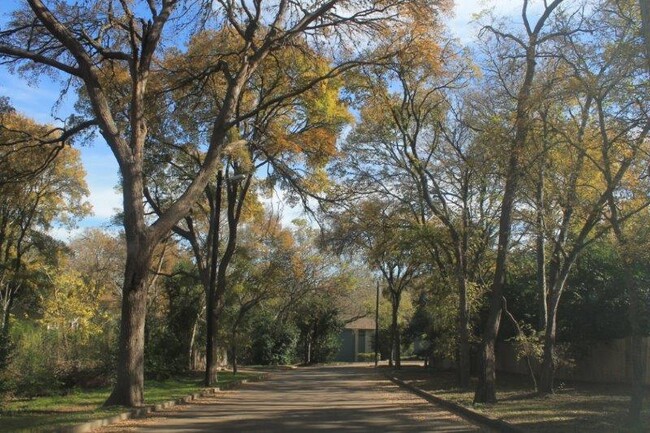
[390,367,650,433]
[0,371,260,433]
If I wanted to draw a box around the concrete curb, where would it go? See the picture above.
[55,373,268,433]
[384,374,526,433]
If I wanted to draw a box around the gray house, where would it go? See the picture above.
[335,318,376,362]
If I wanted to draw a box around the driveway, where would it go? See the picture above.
[97,365,494,432]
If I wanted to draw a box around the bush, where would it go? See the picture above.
[250,317,298,365]
[357,352,375,362]
[3,319,118,397]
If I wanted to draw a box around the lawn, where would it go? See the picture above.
[0,371,261,433]
[389,366,650,433]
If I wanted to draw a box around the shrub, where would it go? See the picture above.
[357,352,375,362]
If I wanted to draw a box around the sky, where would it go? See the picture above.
[0,0,531,240]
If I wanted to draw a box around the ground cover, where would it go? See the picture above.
[389,366,650,433]
[0,371,259,433]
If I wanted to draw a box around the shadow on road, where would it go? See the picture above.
[102,366,492,433]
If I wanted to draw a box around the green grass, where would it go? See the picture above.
[0,371,261,433]
[389,367,650,433]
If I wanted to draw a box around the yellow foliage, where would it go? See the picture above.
[40,269,104,340]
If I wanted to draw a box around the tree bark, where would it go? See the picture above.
[390,294,401,369]
[538,295,559,393]
[457,272,471,388]
[205,171,223,386]
[535,168,548,332]
[232,329,238,375]
[474,148,519,403]
[640,0,650,72]
[104,245,152,407]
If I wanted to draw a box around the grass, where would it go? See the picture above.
[389,366,650,433]
[0,371,261,433]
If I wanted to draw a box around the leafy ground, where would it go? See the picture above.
[0,371,261,433]
[389,366,650,433]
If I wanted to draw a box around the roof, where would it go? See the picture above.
[344,317,376,330]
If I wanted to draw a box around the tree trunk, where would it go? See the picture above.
[391,298,401,369]
[232,329,238,375]
[205,171,222,386]
[305,335,312,365]
[640,0,650,72]
[458,272,471,389]
[474,164,513,403]
[624,242,646,423]
[474,0,563,400]
[104,246,152,407]
[188,311,199,371]
[536,169,548,332]
[475,336,497,404]
[0,289,13,336]
[205,305,220,385]
[539,293,560,394]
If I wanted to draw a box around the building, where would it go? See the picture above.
[335,317,376,362]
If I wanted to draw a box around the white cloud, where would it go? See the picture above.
[88,187,122,219]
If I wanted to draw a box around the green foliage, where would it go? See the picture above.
[357,352,376,362]
[145,261,203,379]
[4,319,118,397]
[249,315,298,366]
[295,306,343,364]
[507,323,543,366]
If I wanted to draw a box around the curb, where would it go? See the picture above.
[384,374,525,433]
[55,373,268,433]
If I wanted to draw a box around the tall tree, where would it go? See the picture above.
[326,200,422,368]
[473,0,575,403]
[0,111,89,370]
[339,38,499,385]
[144,29,351,384]
[515,0,650,394]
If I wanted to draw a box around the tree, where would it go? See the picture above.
[222,211,295,373]
[68,229,125,300]
[0,115,89,372]
[339,37,499,385]
[144,28,352,384]
[517,0,650,394]
[326,200,422,368]
[473,0,576,403]
[0,0,443,406]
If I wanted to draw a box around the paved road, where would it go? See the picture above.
[98,366,494,433]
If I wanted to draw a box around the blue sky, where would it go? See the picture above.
[0,0,525,239]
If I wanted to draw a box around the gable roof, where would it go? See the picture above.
[344,317,376,330]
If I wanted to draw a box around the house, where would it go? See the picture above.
[335,317,376,362]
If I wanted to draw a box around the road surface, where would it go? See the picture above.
[97,366,494,432]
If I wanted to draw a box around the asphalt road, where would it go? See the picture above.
[97,366,494,433]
